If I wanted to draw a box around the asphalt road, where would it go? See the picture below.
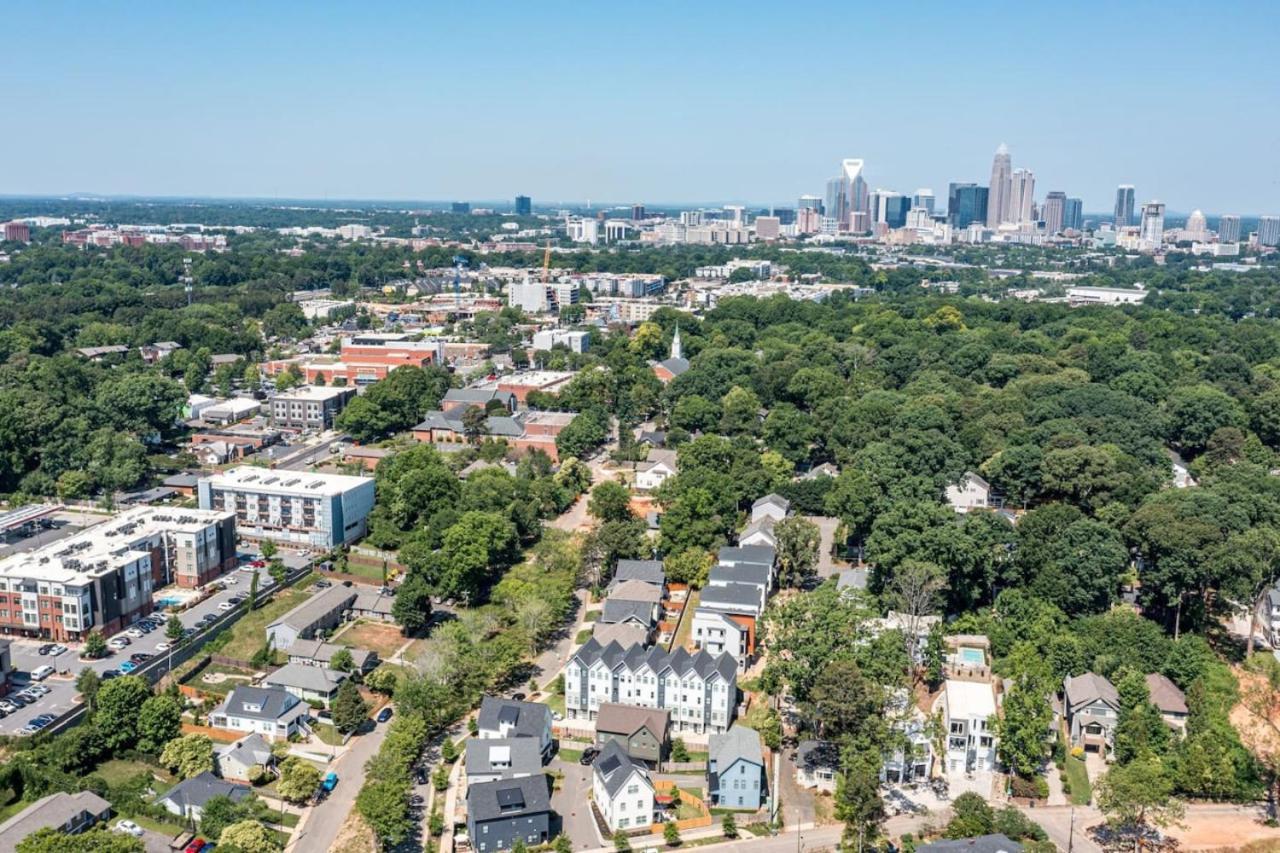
[550,759,602,850]
[0,550,310,735]
[286,714,392,853]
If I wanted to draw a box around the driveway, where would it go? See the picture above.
[550,759,602,850]
[802,516,845,579]
[0,555,288,735]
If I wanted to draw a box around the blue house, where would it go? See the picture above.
[707,725,766,810]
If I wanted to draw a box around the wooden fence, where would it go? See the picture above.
[650,780,713,832]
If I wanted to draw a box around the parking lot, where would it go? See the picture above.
[0,549,310,736]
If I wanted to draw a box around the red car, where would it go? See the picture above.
[183,839,206,853]
[251,560,266,568]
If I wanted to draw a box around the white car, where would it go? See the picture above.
[47,644,68,656]
[155,642,171,652]
[126,628,145,639]
[217,602,236,612]
[30,664,55,681]
[223,575,237,585]
[113,819,144,837]
[109,637,130,649]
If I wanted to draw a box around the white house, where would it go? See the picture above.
[881,691,934,784]
[591,740,656,832]
[692,608,752,671]
[565,638,738,734]
[750,494,789,524]
[477,696,555,759]
[795,740,839,793]
[262,662,348,707]
[208,686,309,742]
[945,472,991,513]
[636,449,677,492]
[216,732,276,783]
[935,680,998,779]
[738,518,776,549]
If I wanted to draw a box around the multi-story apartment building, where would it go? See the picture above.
[262,333,444,387]
[564,638,738,735]
[0,507,236,641]
[269,385,356,430]
[198,467,375,549]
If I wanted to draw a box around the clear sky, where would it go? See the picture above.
[2,1,1277,214]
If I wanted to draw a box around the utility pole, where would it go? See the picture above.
[1068,805,1075,853]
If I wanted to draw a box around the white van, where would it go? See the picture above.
[30,664,55,681]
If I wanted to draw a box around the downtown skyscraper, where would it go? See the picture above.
[1010,169,1036,224]
[1042,191,1067,234]
[825,159,869,231]
[1114,185,1135,227]
[986,143,1012,227]
[1218,214,1241,243]
[948,183,988,228]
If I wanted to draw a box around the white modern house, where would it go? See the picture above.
[565,639,738,734]
[936,680,998,779]
[591,740,656,832]
[945,471,992,513]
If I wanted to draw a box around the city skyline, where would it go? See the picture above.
[2,2,1277,212]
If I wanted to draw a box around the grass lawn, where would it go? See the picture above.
[220,582,316,660]
[557,746,584,763]
[675,788,706,820]
[575,628,593,644]
[672,591,699,651]
[313,722,346,746]
[340,559,388,582]
[584,610,600,622]
[334,620,408,659]
[94,758,174,787]
[545,692,565,717]
[1064,755,1092,805]
[130,812,189,837]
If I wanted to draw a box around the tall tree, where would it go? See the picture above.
[774,516,821,588]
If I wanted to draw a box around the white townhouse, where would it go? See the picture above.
[565,638,738,734]
[592,740,657,832]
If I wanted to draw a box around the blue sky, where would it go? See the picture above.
[2,1,1277,213]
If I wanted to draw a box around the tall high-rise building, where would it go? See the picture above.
[1064,197,1084,231]
[1009,169,1036,224]
[451,202,471,215]
[631,204,646,221]
[948,183,989,228]
[1140,201,1166,246]
[1114,185,1135,227]
[825,159,869,231]
[1260,216,1280,247]
[1184,210,1209,241]
[771,207,796,226]
[797,195,823,214]
[987,144,1012,227]
[514,195,532,216]
[1218,214,1241,243]
[1042,191,1067,234]
[883,195,911,228]
[912,189,935,215]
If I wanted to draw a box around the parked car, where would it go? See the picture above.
[579,747,599,766]
[251,560,266,568]
[109,636,131,648]
[321,772,339,793]
[223,575,237,585]
[314,580,332,589]
[48,644,68,656]
[218,602,235,612]
[130,653,153,663]
[155,643,171,652]
[184,838,207,853]
[102,669,121,679]
[27,684,51,696]
[126,628,145,639]
[113,819,144,837]
[0,700,18,714]
[36,644,55,656]
[9,694,32,707]
[376,707,393,724]
[30,665,55,681]
[119,661,138,674]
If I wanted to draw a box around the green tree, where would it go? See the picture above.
[277,756,323,803]
[613,829,631,851]
[663,548,713,588]
[332,678,370,733]
[219,819,282,853]
[161,733,216,779]
[83,630,108,659]
[722,812,738,838]
[719,385,762,435]
[944,792,995,838]
[136,693,184,753]
[16,827,144,853]
[589,480,634,523]
[93,675,151,750]
[774,516,821,588]
[664,821,682,846]
[200,794,259,841]
[165,614,185,671]
[356,778,413,847]
[330,647,354,673]
[1095,756,1185,840]
[247,569,260,611]
[75,667,101,709]
[834,747,885,849]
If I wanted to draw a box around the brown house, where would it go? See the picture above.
[594,703,670,766]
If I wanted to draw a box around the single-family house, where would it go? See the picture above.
[945,471,992,513]
[208,685,310,742]
[592,740,656,832]
[216,732,276,783]
[591,621,651,648]
[1063,672,1121,756]
[707,725,766,810]
[635,449,678,492]
[262,662,348,707]
[286,638,378,673]
[795,740,839,793]
[266,585,358,649]
[466,775,554,853]
[477,696,554,759]
[610,559,665,591]
[717,544,776,574]
[350,587,397,622]
[1144,673,1189,735]
[936,680,999,779]
[751,494,789,524]
[464,738,544,789]
[594,703,669,766]
[692,608,754,671]
[601,580,664,630]
[738,517,776,549]
[0,792,112,849]
[698,582,764,618]
[157,771,252,821]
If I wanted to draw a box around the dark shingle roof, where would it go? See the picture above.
[220,686,301,721]
[160,771,252,812]
[613,559,665,586]
[600,598,655,626]
[570,637,736,684]
[699,581,763,612]
[477,696,552,740]
[466,774,552,822]
[592,740,650,798]
[465,738,544,777]
[916,834,1023,853]
[717,544,776,567]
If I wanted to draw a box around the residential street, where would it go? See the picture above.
[285,716,392,853]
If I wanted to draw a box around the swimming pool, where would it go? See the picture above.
[956,647,985,665]
[155,597,183,609]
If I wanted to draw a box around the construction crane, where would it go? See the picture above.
[541,240,552,283]
[452,254,468,305]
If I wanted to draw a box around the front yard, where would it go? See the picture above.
[1063,754,1092,805]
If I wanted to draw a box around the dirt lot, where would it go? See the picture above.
[1168,807,1280,850]
[335,620,407,660]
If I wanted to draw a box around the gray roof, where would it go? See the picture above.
[1144,673,1189,715]
[752,493,790,513]
[699,581,763,613]
[466,774,552,823]
[640,449,678,471]
[0,791,112,850]
[796,740,839,774]
[595,703,669,740]
[477,696,552,740]
[163,472,202,489]
[219,685,302,722]
[570,637,737,684]
[657,356,690,376]
[217,732,274,768]
[1064,672,1120,713]
[465,737,544,778]
[444,388,516,408]
[613,559,665,586]
[739,518,776,541]
[600,598,655,626]
[287,639,377,670]
[160,771,252,812]
[591,621,650,648]
[709,563,770,592]
[264,662,347,694]
[717,544,776,567]
[268,585,357,636]
[836,569,869,592]
[709,724,763,771]
[917,835,1023,853]
[352,587,395,616]
[593,740,649,798]
[608,579,664,604]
